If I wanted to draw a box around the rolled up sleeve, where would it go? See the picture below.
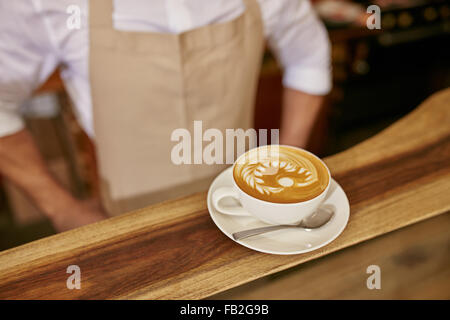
[0,101,25,136]
[0,0,59,137]
[261,0,332,95]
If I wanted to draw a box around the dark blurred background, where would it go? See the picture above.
[1,0,449,252]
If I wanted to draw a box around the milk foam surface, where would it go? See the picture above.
[233,146,329,203]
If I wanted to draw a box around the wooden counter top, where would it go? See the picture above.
[0,89,449,300]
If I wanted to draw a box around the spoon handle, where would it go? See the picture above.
[232,225,292,241]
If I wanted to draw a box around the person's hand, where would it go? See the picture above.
[48,197,108,232]
[0,130,108,232]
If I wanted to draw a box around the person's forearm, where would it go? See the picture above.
[0,129,79,219]
[279,87,325,149]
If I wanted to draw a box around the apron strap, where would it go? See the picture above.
[89,0,114,29]
[242,0,262,24]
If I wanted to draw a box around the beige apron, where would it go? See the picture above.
[89,0,264,216]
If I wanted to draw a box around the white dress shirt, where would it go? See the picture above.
[0,0,331,138]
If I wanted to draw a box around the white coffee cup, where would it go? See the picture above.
[212,145,331,225]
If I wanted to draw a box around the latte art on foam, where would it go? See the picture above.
[242,160,317,194]
[233,146,330,203]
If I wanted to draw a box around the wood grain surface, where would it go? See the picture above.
[0,89,449,299]
[210,212,450,299]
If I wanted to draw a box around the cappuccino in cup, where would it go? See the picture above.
[212,145,331,225]
[233,145,330,204]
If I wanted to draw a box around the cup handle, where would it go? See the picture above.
[212,187,251,216]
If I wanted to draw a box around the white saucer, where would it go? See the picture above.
[207,167,350,255]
